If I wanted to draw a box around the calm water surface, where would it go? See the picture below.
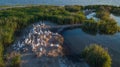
[0,0,120,6]
[62,28,120,67]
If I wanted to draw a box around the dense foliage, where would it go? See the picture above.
[82,19,98,35]
[96,10,118,34]
[82,44,112,67]
[98,20,118,34]
[65,5,83,12]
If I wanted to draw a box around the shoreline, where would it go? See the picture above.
[62,28,120,67]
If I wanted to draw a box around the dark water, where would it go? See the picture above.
[62,28,120,67]
[0,0,120,6]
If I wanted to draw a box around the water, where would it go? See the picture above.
[111,14,120,26]
[0,0,120,6]
[62,28,120,67]
[86,12,99,21]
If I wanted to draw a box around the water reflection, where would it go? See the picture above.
[62,28,120,67]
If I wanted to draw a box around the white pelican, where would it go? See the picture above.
[56,44,59,47]
[40,48,43,51]
[36,43,39,47]
[50,44,54,47]
[38,32,41,35]
[41,43,43,46]
[44,35,46,39]
[28,39,32,44]
[25,38,29,44]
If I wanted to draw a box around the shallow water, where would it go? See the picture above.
[62,28,120,67]
[0,0,120,6]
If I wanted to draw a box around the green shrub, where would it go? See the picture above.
[98,20,118,34]
[65,5,82,12]
[82,44,112,67]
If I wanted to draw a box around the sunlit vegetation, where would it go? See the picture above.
[96,11,110,20]
[82,18,118,34]
[82,44,112,67]
[96,10,118,34]
[98,20,118,34]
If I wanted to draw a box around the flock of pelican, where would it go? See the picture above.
[13,23,63,57]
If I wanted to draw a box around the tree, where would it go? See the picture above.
[82,44,112,67]
[65,5,82,12]
[98,20,118,34]
[82,19,98,35]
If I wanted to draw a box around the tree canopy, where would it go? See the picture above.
[82,44,112,67]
